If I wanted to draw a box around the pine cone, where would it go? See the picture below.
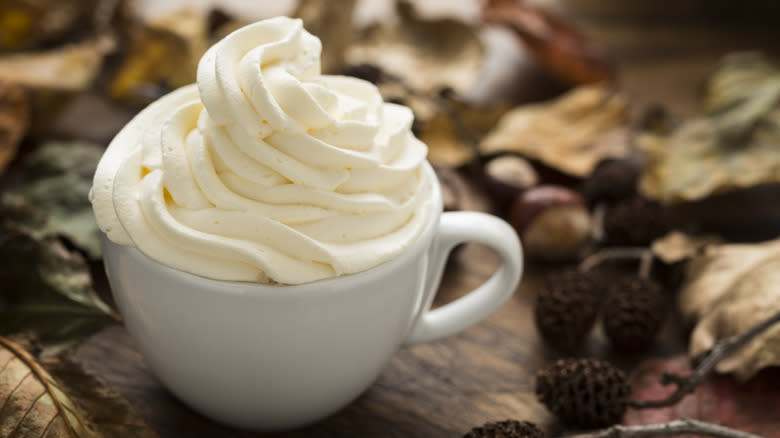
[534,269,604,352]
[536,358,630,429]
[583,159,639,207]
[603,276,666,353]
[603,196,671,246]
[463,420,545,438]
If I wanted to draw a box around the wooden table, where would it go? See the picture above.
[70,6,780,437]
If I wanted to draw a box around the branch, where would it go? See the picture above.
[565,418,761,438]
[629,310,780,409]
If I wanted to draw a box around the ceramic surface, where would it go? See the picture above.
[102,165,523,431]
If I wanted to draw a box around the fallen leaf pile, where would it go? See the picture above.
[640,53,780,203]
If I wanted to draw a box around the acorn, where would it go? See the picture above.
[534,269,603,352]
[484,155,539,213]
[603,276,666,353]
[582,159,640,207]
[463,420,545,438]
[536,358,630,429]
[603,196,671,246]
[510,186,592,261]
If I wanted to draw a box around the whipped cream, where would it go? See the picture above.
[90,17,432,284]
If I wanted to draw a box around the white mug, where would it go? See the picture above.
[102,163,523,431]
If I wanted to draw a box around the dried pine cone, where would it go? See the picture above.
[603,196,671,246]
[534,269,603,352]
[603,276,666,353]
[582,159,639,207]
[536,358,630,429]
[463,420,544,438]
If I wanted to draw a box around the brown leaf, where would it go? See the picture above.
[347,1,483,94]
[650,231,723,264]
[0,37,113,131]
[419,95,510,168]
[482,0,615,87]
[0,335,159,438]
[479,85,630,177]
[0,336,93,437]
[293,0,356,74]
[626,355,780,437]
[0,0,99,51]
[0,80,29,174]
[678,238,780,380]
[108,8,208,104]
[639,52,780,203]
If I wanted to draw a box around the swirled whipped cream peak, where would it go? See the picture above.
[90,17,432,285]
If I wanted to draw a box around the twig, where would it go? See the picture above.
[565,418,761,438]
[578,247,651,274]
[629,310,780,409]
[638,250,654,280]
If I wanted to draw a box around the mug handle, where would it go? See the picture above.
[404,211,523,346]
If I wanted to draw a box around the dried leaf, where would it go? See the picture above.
[0,336,93,437]
[0,0,99,51]
[2,142,103,258]
[479,85,630,177]
[420,96,510,168]
[0,231,118,357]
[626,355,780,437]
[678,238,780,380]
[421,110,475,168]
[0,38,113,130]
[640,53,780,203]
[650,231,723,264]
[482,0,615,86]
[0,80,29,174]
[108,8,208,104]
[293,0,356,74]
[0,335,159,437]
[205,8,250,43]
[346,1,483,94]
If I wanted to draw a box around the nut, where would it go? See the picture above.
[509,186,591,261]
[484,155,539,212]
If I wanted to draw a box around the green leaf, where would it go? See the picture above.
[1,141,103,259]
[0,231,119,358]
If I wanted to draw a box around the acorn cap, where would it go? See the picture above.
[535,358,630,429]
[603,276,666,353]
[463,420,545,438]
[603,196,671,246]
[534,269,604,352]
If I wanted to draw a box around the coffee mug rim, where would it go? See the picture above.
[104,162,443,296]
